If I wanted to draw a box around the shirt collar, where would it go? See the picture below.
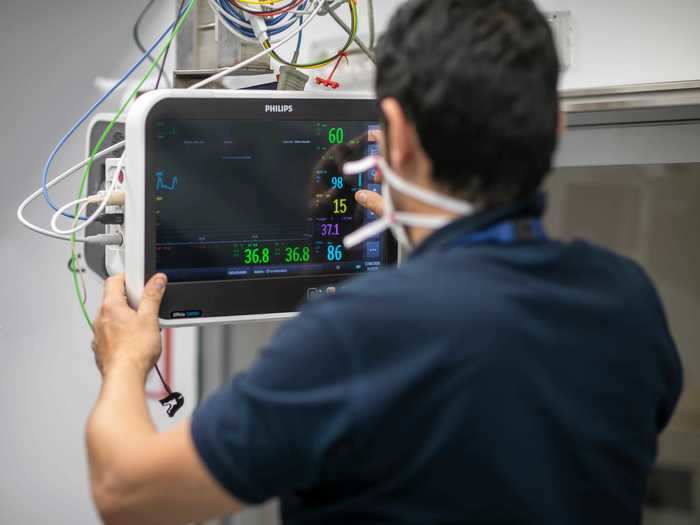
[412,192,547,257]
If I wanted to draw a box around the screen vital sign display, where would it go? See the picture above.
[150,119,387,283]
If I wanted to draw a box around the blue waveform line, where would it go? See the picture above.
[156,171,178,191]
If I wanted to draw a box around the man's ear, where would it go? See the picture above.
[380,98,420,175]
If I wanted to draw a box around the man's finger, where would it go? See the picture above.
[103,274,128,306]
[138,273,168,317]
[355,190,385,217]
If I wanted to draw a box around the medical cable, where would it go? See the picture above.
[50,154,124,236]
[65,0,325,314]
[17,141,126,242]
[51,0,184,253]
[41,2,191,221]
[68,0,196,332]
[21,0,324,243]
[69,0,192,414]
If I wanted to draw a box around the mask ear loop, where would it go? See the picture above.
[382,179,412,250]
[376,158,474,216]
[343,155,469,251]
[343,215,391,249]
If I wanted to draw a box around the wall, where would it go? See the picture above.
[0,2,196,524]
[534,0,700,90]
[304,0,700,93]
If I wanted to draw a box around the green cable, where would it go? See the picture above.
[70,0,198,331]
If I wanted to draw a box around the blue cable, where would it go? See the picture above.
[43,1,192,220]
[216,0,304,39]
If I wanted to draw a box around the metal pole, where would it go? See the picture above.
[325,3,376,65]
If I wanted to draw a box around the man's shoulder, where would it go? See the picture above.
[568,239,658,291]
[321,256,473,304]
[302,254,487,328]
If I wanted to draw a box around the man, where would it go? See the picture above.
[87,1,683,524]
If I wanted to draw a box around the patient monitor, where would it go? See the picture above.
[122,90,396,326]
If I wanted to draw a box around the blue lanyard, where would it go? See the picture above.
[449,218,547,248]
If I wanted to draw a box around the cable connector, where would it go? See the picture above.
[315,52,349,90]
[94,190,125,206]
[160,392,185,417]
[278,66,309,91]
[247,14,269,44]
[97,213,124,225]
[84,233,123,246]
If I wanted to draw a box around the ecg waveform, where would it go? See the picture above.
[156,171,178,191]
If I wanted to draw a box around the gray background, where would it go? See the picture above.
[0,2,174,522]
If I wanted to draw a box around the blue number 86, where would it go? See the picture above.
[327,245,343,262]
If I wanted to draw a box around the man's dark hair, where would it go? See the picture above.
[376,0,560,206]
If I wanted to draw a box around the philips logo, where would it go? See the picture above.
[265,104,294,113]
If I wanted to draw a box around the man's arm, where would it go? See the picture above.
[87,274,241,525]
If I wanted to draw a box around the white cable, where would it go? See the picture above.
[17,141,125,241]
[50,153,125,235]
[52,196,94,229]
[18,0,324,241]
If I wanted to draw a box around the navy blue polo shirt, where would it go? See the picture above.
[191,194,682,524]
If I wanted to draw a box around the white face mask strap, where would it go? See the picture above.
[343,216,391,249]
[394,212,455,229]
[383,180,412,250]
[376,158,474,216]
[342,155,475,251]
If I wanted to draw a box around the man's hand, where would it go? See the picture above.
[355,189,385,217]
[92,273,167,379]
[87,271,243,525]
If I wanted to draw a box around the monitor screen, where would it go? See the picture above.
[149,118,386,284]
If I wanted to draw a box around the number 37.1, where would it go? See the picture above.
[321,223,340,236]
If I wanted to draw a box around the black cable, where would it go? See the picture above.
[155,363,173,395]
[133,0,172,88]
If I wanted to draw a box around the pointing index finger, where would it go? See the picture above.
[355,189,385,217]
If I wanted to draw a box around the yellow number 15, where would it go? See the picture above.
[333,198,348,214]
